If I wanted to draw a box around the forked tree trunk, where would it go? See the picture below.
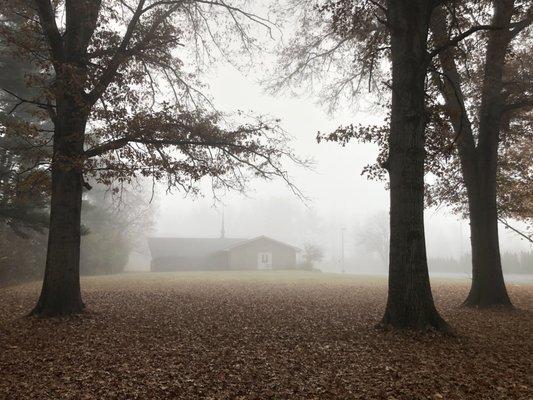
[430,3,514,308]
[462,0,514,308]
[381,0,448,331]
[32,112,86,317]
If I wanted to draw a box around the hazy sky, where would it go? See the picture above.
[152,10,531,262]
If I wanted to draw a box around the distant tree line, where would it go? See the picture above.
[354,211,532,275]
[429,252,533,275]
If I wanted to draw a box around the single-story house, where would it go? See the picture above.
[148,235,299,271]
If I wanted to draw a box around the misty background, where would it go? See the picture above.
[143,62,531,276]
[1,2,531,284]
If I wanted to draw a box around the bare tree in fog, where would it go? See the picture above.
[80,183,156,276]
[355,211,389,267]
[302,243,324,270]
[1,0,306,316]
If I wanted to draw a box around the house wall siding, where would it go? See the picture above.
[151,252,229,272]
[228,238,297,269]
[151,256,208,272]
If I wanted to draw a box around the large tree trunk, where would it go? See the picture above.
[430,3,514,308]
[461,170,512,308]
[381,0,448,331]
[30,0,102,316]
[464,178,511,307]
[32,110,86,317]
[463,0,514,308]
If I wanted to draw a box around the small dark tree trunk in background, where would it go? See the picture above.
[381,0,448,331]
[32,108,87,316]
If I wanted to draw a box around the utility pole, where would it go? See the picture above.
[220,210,226,239]
[341,227,345,273]
[459,219,463,260]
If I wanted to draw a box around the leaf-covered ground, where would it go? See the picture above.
[0,271,531,399]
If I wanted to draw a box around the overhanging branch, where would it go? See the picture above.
[498,217,533,244]
[428,24,500,59]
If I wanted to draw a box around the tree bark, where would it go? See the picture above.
[31,1,102,316]
[430,2,514,308]
[463,0,514,308]
[464,180,511,307]
[381,0,448,331]
[31,107,86,316]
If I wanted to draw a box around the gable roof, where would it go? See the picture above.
[148,237,245,259]
[221,235,300,252]
[148,235,300,259]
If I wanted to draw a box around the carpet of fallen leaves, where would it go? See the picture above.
[0,271,531,400]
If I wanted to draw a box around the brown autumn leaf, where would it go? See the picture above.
[0,271,531,400]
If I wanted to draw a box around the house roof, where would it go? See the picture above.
[148,237,245,258]
[148,235,299,258]
[221,235,301,252]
